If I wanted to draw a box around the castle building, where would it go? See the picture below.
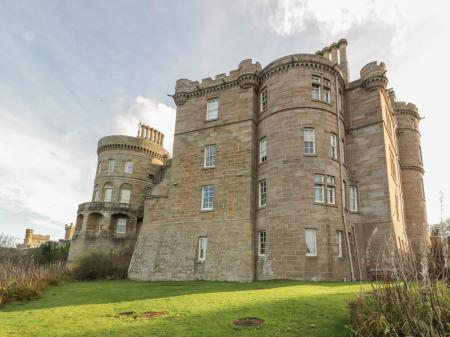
[69,39,429,281]
[20,229,50,248]
[64,223,75,241]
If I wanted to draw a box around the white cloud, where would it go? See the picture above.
[0,108,91,235]
[114,96,176,154]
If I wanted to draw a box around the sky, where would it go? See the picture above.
[0,0,449,241]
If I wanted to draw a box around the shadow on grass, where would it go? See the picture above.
[1,279,362,312]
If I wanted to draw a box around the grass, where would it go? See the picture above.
[0,280,367,337]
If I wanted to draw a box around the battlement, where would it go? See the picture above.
[173,59,261,105]
[360,61,388,90]
[394,101,420,118]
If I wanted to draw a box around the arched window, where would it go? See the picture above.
[86,212,103,232]
[110,214,128,234]
[93,185,101,202]
[75,214,84,232]
[119,183,131,204]
[125,160,133,174]
[103,183,113,202]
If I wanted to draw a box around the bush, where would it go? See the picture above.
[35,241,70,264]
[0,257,68,307]
[348,251,450,337]
[71,249,132,280]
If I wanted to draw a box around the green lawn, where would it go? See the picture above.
[0,280,366,337]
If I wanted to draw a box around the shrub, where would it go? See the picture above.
[71,249,133,280]
[0,257,68,307]
[348,250,450,337]
[35,241,70,264]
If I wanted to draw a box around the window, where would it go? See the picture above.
[125,160,133,174]
[204,145,217,168]
[198,237,208,261]
[338,90,343,113]
[305,229,317,256]
[314,174,325,203]
[116,218,127,234]
[94,189,101,202]
[340,139,345,163]
[107,159,116,173]
[330,133,338,159]
[258,231,266,256]
[304,128,315,154]
[103,188,113,202]
[120,189,131,204]
[336,231,343,258]
[259,137,267,163]
[327,176,336,205]
[206,98,219,120]
[312,76,321,100]
[258,180,267,208]
[323,78,331,103]
[349,186,358,212]
[343,181,347,209]
[312,75,331,103]
[201,185,215,210]
[97,161,102,174]
[419,146,423,164]
[260,88,268,111]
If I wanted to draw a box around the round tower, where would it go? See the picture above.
[394,102,429,258]
[68,124,169,266]
[255,50,355,281]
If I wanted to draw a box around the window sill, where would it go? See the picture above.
[306,255,318,258]
[257,205,267,210]
[258,160,267,166]
[202,166,216,170]
[195,259,205,264]
[331,157,340,163]
[304,153,317,157]
[313,202,337,208]
[205,118,219,123]
[200,209,214,212]
[257,254,266,258]
[311,98,333,106]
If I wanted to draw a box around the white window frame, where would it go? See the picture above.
[305,228,317,257]
[107,159,116,173]
[258,231,266,256]
[420,179,425,199]
[97,161,102,174]
[198,237,208,261]
[201,185,215,210]
[203,145,217,168]
[259,137,267,163]
[322,78,331,103]
[314,174,325,203]
[206,98,219,121]
[125,160,133,174]
[340,139,345,163]
[103,188,113,202]
[330,133,338,159]
[349,186,358,212]
[312,75,331,103]
[260,88,268,111]
[120,189,131,204]
[116,218,127,234]
[304,128,315,155]
[312,76,321,100]
[326,176,336,205]
[336,231,343,258]
[258,179,267,208]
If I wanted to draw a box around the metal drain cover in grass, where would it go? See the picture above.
[233,317,265,327]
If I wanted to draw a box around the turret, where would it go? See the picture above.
[316,39,350,83]
[394,102,429,259]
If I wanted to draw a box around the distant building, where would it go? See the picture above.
[64,223,75,241]
[20,228,50,248]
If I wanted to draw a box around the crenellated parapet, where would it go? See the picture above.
[360,61,388,91]
[173,59,262,106]
[394,102,420,119]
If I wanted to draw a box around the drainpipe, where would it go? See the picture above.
[335,74,356,282]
